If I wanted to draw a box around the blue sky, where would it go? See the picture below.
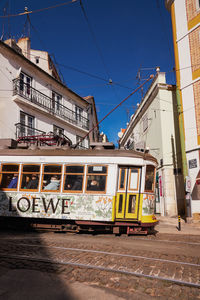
[0,0,175,145]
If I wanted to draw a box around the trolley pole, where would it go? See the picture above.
[178,215,181,231]
[74,75,154,149]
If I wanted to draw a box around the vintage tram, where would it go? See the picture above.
[0,140,158,234]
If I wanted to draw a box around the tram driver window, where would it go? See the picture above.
[64,165,84,192]
[20,165,40,190]
[0,164,19,189]
[42,165,61,192]
[86,165,107,193]
[145,165,155,192]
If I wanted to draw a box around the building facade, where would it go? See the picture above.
[0,37,99,148]
[166,0,200,216]
[119,72,185,216]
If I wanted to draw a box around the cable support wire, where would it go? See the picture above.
[78,0,127,109]
[5,48,133,90]
[0,0,78,18]
[4,46,200,89]
[79,0,110,80]
[74,75,154,148]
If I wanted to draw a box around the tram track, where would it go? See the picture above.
[2,233,200,246]
[132,237,200,246]
[0,253,200,289]
[0,240,200,289]
[2,242,200,268]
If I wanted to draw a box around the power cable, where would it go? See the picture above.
[79,0,110,80]
[74,75,154,148]
[20,49,133,89]
[5,44,200,88]
[0,0,78,18]
[78,0,135,119]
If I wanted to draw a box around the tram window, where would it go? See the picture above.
[119,168,126,189]
[0,164,19,189]
[129,169,139,190]
[86,165,107,192]
[145,165,155,192]
[118,194,123,213]
[128,195,136,213]
[42,165,62,192]
[20,165,40,190]
[64,165,84,192]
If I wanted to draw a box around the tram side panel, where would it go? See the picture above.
[140,164,157,227]
[0,163,118,223]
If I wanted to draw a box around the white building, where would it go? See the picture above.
[119,72,185,216]
[0,37,99,148]
[166,0,200,217]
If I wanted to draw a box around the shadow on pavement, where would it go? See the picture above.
[0,191,75,300]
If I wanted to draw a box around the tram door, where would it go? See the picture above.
[116,167,141,220]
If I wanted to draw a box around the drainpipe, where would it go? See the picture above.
[176,88,188,178]
[176,88,189,216]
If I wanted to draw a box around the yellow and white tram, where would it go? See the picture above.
[0,142,158,234]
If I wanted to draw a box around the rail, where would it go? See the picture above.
[15,123,45,139]
[13,78,89,130]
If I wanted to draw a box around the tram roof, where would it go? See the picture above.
[0,147,157,164]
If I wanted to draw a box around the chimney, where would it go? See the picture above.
[17,37,30,60]
[4,39,22,54]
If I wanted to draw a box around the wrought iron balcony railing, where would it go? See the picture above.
[13,78,89,130]
[15,123,46,139]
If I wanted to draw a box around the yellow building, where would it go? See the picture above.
[166,0,200,216]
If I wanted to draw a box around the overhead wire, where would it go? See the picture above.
[74,75,154,148]
[1,1,199,76]
[79,0,110,80]
[78,0,128,109]
[9,48,133,89]
[2,41,200,89]
[0,0,79,18]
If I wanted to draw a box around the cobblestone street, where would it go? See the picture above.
[0,227,200,300]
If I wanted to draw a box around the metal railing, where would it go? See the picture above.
[15,123,46,139]
[13,78,89,130]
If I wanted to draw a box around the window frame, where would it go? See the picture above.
[85,164,108,194]
[0,163,19,191]
[35,57,40,64]
[144,165,156,193]
[76,135,84,149]
[20,111,35,136]
[41,164,62,193]
[53,124,64,136]
[20,72,32,97]
[63,164,85,193]
[75,105,83,122]
[52,91,62,112]
[19,164,41,192]
[118,168,127,190]
[128,168,140,191]
[142,114,148,132]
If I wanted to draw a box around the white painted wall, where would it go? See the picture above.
[120,73,183,216]
[0,40,92,147]
[174,0,200,213]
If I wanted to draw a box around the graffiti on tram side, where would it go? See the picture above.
[142,194,155,215]
[0,191,113,221]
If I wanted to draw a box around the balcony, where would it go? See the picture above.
[15,123,45,139]
[13,78,89,130]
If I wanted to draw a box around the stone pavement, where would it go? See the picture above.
[0,218,200,300]
[0,268,125,300]
[156,215,200,235]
